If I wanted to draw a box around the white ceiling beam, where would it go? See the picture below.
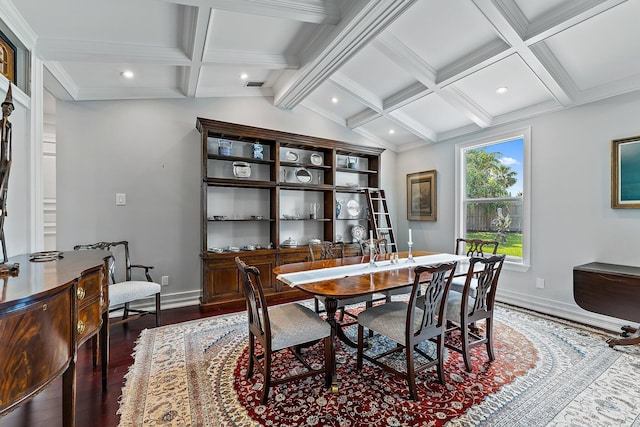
[375,32,493,128]
[35,39,190,64]
[386,110,437,142]
[180,5,210,97]
[382,82,429,111]
[202,49,298,68]
[329,72,383,111]
[273,0,417,110]
[472,0,573,106]
[165,0,342,24]
[346,108,380,129]
[42,61,79,100]
[300,99,347,127]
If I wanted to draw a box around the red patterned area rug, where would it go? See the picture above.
[118,303,640,426]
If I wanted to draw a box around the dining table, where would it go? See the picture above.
[273,251,468,391]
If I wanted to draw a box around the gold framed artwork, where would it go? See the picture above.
[611,135,640,208]
[0,32,16,83]
[407,169,437,221]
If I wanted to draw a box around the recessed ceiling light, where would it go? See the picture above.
[496,86,509,94]
[120,70,134,79]
[389,129,395,135]
[240,73,248,80]
[331,97,338,103]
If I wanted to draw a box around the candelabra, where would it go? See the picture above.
[405,241,415,263]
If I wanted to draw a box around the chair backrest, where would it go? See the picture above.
[73,240,132,283]
[409,262,457,340]
[235,257,270,346]
[455,238,499,257]
[308,241,344,261]
[463,254,505,318]
[359,237,388,256]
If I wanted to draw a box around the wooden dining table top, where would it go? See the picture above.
[273,251,438,299]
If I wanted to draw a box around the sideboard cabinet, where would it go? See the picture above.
[196,118,384,311]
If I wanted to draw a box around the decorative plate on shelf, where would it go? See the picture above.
[295,167,313,183]
[351,224,366,242]
[346,199,361,217]
[285,151,299,162]
[310,152,323,166]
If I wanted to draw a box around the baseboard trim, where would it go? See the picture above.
[497,288,627,334]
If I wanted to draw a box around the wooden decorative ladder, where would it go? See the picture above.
[365,189,397,253]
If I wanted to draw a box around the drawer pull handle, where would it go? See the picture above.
[77,287,86,300]
[77,320,86,335]
[42,303,47,311]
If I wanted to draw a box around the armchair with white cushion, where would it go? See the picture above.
[74,240,161,327]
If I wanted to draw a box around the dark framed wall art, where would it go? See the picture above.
[407,169,437,221]
[0,31,16,83]
[611,135,640,208]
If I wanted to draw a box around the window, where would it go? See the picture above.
[455,127,531,270]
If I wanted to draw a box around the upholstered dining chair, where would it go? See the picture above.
[310,240,372,322]
[73,241,161,327]
[450,238,499,295]
[235,257,331,404]
[445,254,505,372]
[356,261,458,401]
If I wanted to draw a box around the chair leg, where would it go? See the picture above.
[122,302,130,322]
[247,334,255,379]
[486,317,495,362]
[338,307,345,322]
[260,351,272,405]
[356,325,364,370]
[461,322,473,372]
[323,336,332,388]
[435,334,445,385]
[314,298,320,313]
[406,344,418,401]
[155,292,161,327]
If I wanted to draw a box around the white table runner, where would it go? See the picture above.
[277,253,468,287]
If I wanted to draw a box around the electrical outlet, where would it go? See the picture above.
[536,278,545,289]
[161,276,169,286]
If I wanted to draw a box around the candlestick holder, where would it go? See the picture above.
[405,242,415,263]
[368,242,377,268]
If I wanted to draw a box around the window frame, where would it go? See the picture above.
[455,126,531,272]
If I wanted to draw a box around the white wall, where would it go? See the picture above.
[396,90,640,331]
[56,96,391,308]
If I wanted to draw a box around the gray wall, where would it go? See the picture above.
[395,90,640,330]
[55,90,640,331]
[56,96,396,308]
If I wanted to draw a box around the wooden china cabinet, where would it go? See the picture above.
[196,118,384,312]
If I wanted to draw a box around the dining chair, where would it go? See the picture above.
[310,240,372,322]
[450,238,499,295]
[359,237,388,257]
[235,257,331,404]
[445,254,505,372]
[356,261,458,401]
[73,240,161,327]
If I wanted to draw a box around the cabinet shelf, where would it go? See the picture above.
[205,177,276,188]
[208,153,275,165]
[279,183,333,191]
[207,218,274,222]
[336,167,378,174]
[281,161,331,170]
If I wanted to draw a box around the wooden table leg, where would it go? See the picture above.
[323,297,340,393]
[608,324,640,347]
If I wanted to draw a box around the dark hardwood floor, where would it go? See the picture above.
[1,305,233,427]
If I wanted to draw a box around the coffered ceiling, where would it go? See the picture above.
[9,0,640,151]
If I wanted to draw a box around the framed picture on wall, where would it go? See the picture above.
[611,135,640,208]
[0,31,16,83]
[407,169,437,221]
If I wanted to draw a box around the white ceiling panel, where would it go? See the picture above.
[450,54,556,117]
[14,0,181,46]
[395,93,474,135]
[338,43,417,102]
[542,0,640,91]
[359,116,419,146]
[9,0,640,151]
[386,0,502,71]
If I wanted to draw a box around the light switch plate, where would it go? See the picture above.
[116,193,126,206]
